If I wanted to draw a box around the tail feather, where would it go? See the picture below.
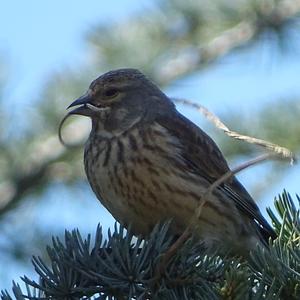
[256,222,277,247]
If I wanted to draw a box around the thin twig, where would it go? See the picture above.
[161,154,280,267]
[194,153,275,222]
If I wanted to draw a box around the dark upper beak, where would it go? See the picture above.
[67,93,93,116]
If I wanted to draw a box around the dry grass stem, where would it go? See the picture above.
[173,98,297,165]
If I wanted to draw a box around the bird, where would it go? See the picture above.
[65,68,276,255]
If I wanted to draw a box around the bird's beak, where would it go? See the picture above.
[67,93,93,116]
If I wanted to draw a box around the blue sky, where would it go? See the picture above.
[1,0,300,292]
[0,0,150,104]
[2,0,299,109]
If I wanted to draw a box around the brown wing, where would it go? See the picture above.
[157,110,276,240]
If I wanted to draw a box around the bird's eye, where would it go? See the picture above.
[104,88,118,98]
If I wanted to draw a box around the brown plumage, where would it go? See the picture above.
[66,68,276,255]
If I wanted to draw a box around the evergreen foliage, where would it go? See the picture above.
[1,190,299,300]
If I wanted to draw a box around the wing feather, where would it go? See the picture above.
[157,110,276,239]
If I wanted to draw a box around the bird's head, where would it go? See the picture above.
[66,68,174,136]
